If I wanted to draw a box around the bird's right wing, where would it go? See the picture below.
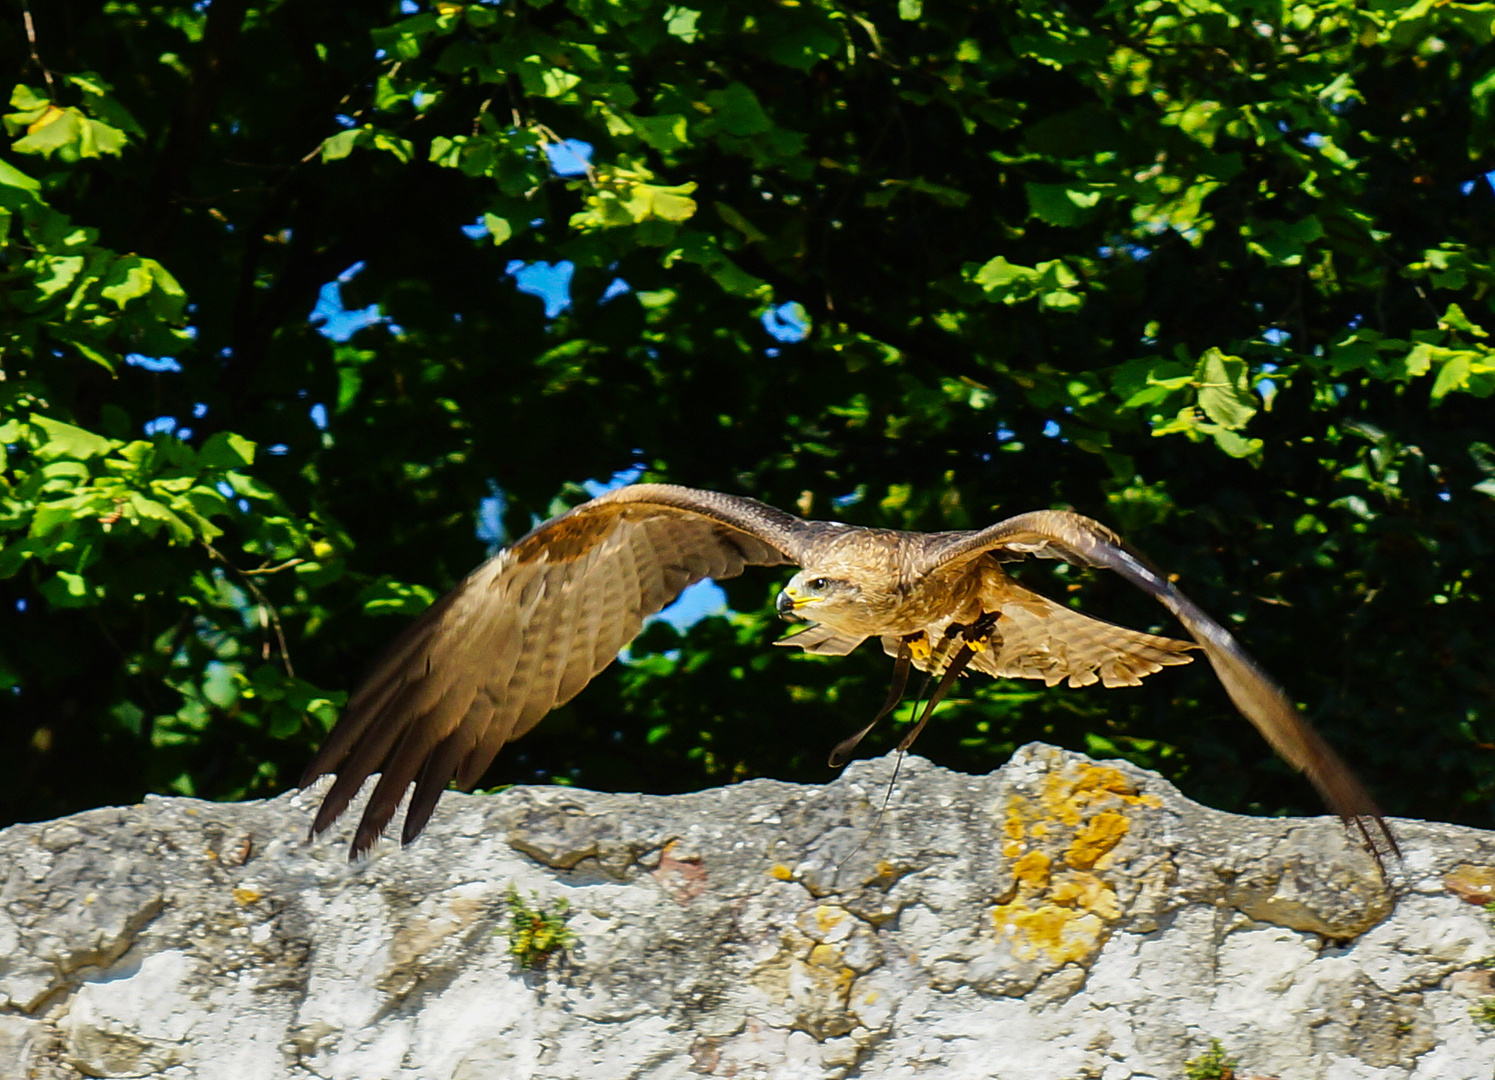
[303,484,811,858]
[916,510,1396,864]
[966,582,1195,688]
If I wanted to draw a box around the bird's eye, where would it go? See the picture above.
[809,577,829,590]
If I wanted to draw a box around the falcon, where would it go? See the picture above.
[303,483,1394,864]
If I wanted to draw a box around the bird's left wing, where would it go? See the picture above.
[915,510,1395,861]
[303,484,810,858]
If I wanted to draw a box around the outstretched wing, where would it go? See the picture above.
[303,484,810,858]
[965,577,1195,688]
[915,510,1395,857]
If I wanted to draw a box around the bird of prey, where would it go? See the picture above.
[303,483,1394,864]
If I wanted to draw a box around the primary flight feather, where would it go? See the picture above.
[303,483,1393,863]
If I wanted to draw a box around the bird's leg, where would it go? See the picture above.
[963,610,1001,650]
[897,643,977,753]
[900,621,967,721]
[835,624,989,874]
[837,639,979,874]
[1347,813,1402,878]
[828,638,916,767]
[896,616,989,748]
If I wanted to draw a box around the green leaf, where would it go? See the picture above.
[38,570,96,608]
[1112,358,1194,407]
[30,499,88,539]
[1439,302,1489,337]
[372,132,414,163]
[1204,425,1264,458]
[99,256,156,306]
[629,113,690,153]
[643,183,698,222]
[702,84,772,136]
[1399,342,1431,379]
[198,431,257,469]
[361,576,437,617]
[531,66,581,99]
[202,663,239,709]
[79,116,127,157]
[1040,288,1084,311]
[715,202,767,243]
[321,130,360,161]
[61,336,120,373]
[571,166,699,229]
[0,157,40,194]
[224,471,278,501]
[905,178,971,208]
[10,105,127,160]
[1195,348,1257,430]
[31,416,115,460]
[5,84,50,122]
[66,72,145,137]
[664,6,701,42]
[1025,182,1103,226]
[32,255,85,300]
[183,485,230,520]
[464,5,497,29]
[1244,216,1326,267]
[1431,351,1472,402]
[482,213,514,246]
[9,105,77,153]
[667,232,769,298]
[969,256,1079,308]
[127,491,195,542]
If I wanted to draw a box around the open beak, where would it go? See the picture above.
[776,588,808,623]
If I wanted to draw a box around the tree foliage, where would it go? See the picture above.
[3,0,1493,832]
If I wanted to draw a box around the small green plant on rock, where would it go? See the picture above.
[1475,901,1495,1027]
[503,888,576,969]
[1184,1037,1237,1080]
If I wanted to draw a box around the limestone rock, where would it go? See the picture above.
[1,743,1492,1079]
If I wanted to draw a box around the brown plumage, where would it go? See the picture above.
[302,483,1394,865]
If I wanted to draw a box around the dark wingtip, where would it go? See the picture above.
[400,794,439,847]
[1344,813,1402,886]
[349,822,383,862]
[310,782,357,840]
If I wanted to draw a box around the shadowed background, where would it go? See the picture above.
[1,0,1492,833]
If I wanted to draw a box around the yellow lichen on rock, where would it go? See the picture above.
[1067,811,1130,870]
[990,900,1108,966]
[814,905,848,936]
[1050,871,1122,921]
[805,943,857,997]
[1002,798,1029,858]
[1012,849,1052,889]
[1039,763,1159,827]
[987,759,1156,969]
[1445,863,1495,906]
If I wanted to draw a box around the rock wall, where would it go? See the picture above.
[1,743,1493,1080]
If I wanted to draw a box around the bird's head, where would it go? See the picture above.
[776,570,864,626]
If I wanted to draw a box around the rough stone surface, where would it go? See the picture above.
[1,742,1493,1080]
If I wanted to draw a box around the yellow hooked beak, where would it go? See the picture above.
[775,585,820,621]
